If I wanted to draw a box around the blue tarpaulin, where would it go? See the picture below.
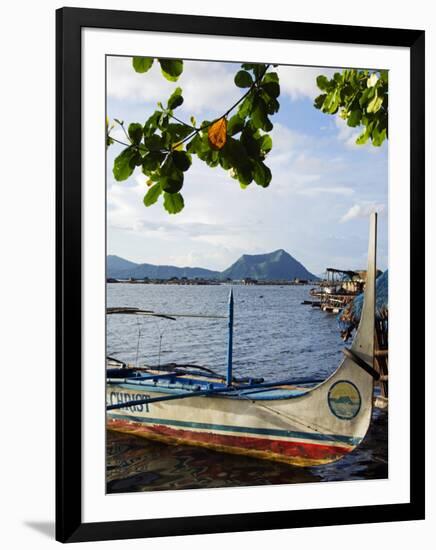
[338,270,388,335]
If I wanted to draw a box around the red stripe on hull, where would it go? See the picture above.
[107,418,351,465]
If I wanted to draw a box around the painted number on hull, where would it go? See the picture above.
[108,392,150,412]
[327,381,361,420]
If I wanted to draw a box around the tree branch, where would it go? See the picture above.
[172,64,270,150]
[109,64,271,153]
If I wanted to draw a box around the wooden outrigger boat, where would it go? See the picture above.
[106,214,379,466]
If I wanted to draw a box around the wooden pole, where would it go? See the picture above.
[226,288,234,386]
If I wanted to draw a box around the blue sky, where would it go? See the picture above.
[106,57,388,275]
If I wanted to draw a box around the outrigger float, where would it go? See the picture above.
[106,214,379,467]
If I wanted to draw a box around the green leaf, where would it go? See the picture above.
[315,69,389,149]
[133,150,143,166]
[143,183,162,206]
[128,122,143,144]
[159,156,184,192]
[313,94,327,110]
[316,75,330,91]
[241,63,259,71]
[261,81,280,99]
[264,96,280,115]
[141,151,165,173]
[167,87,184,110]
[158,112,169,129]
[359,87,374,108]
[251,98,272,131]
[322,89,340,114]
[234,70,253,88]
[379,70,389,84]
[218,152,231,170]
[172,150,191,172]
[144,134,164,151]
[367,73,379,88]
[355,122,373,145]
[356,132,369,145]
[163,192,184,214]
[253,160,272,187]
[259,134,272,154]
[158,59,183,81]
[235,163,253,186]
[113,148,137,181]
[241,63,266,80]
[227,114,245,136]
[186,133,210,155]
[143,111,162,137]
[371,126,387,147]
[367,93,383,114]
[164,123,192,143]
[262,72,279,84]
[238,94,254,118]
[132,57,154,73]
[347,109,362,127]
[221,137,249,169]
[160,176,184,194]
[240,129,260,158]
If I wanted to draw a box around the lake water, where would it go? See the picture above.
[106,283,387,492]
[107,283,345,379]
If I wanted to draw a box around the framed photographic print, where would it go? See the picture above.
[56,7,425,543]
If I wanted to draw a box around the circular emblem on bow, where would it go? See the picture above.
[328,380,361,420]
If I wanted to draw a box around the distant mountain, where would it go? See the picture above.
[107,255,140,278]
[107,255,219,280]
[221,249,316,281]
[125,264,219,280]
[107,250,317,281]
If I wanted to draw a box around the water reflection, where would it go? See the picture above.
[106,409,387,493]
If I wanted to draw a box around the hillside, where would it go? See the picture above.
[107,255,219,280]
[221,249,316,280]
[107,255,142,279]
[107,249,316,281]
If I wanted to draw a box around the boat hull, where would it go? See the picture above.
[107,353,372,467]
[107,414,353,466]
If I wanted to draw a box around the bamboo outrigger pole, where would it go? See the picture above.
[226,288,234,386]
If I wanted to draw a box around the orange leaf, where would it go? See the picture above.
[208,117,227,150]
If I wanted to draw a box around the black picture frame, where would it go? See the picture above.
[56,7,425,543]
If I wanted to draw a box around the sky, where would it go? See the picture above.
[106,56,388,275]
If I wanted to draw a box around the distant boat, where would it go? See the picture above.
[106,214,379,467]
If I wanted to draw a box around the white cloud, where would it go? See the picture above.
[340,202,385,223]
[107,57,338,122]
[298,186,354,198]
[107,56,172,102]
[334,115,363,148]
[334,115,385,154]
[277,66,334,101]
[271,122,306,152]
[106,59,387,272]
[107,57,238,116]
[266,124,351,198]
